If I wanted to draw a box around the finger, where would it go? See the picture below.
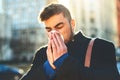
[47,40,54,64]
[54,32,68,55]
[47,40,56,69]
[48,32,52,40]
[52,33,60,50]
[47,40,52,54]
[51,38,57,54]
[52,34,63,61]
[54,32,65,47]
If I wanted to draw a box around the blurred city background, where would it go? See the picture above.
[0,0,120,79]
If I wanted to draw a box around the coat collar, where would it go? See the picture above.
[66,31,89,47]
[70,31,88,42]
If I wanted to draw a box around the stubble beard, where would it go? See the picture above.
[65,26,74,44]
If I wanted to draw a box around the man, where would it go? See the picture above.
[20,3,120,80]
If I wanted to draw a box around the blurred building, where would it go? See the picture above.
[10,26,47,62]
[0,0,48,62]
[0,0,4,60]
[0,0,12,61]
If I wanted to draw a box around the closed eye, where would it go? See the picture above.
[45,27,52,32]
[55,22,64,29]
[45,22,64,32]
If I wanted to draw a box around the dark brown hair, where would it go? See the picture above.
[39,3,72,22]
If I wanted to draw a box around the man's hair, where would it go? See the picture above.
[39,3,72,22]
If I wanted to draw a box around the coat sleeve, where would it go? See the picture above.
[19,48,47,80]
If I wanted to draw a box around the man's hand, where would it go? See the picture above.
[46,31,68,69]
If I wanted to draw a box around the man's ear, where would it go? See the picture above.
[71,19,75,31]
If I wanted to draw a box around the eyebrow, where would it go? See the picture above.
[45,22,64,29]
[54,22,64,28]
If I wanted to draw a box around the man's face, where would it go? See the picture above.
[44,13,75,43]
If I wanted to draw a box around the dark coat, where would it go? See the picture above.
[20,32,120,80]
